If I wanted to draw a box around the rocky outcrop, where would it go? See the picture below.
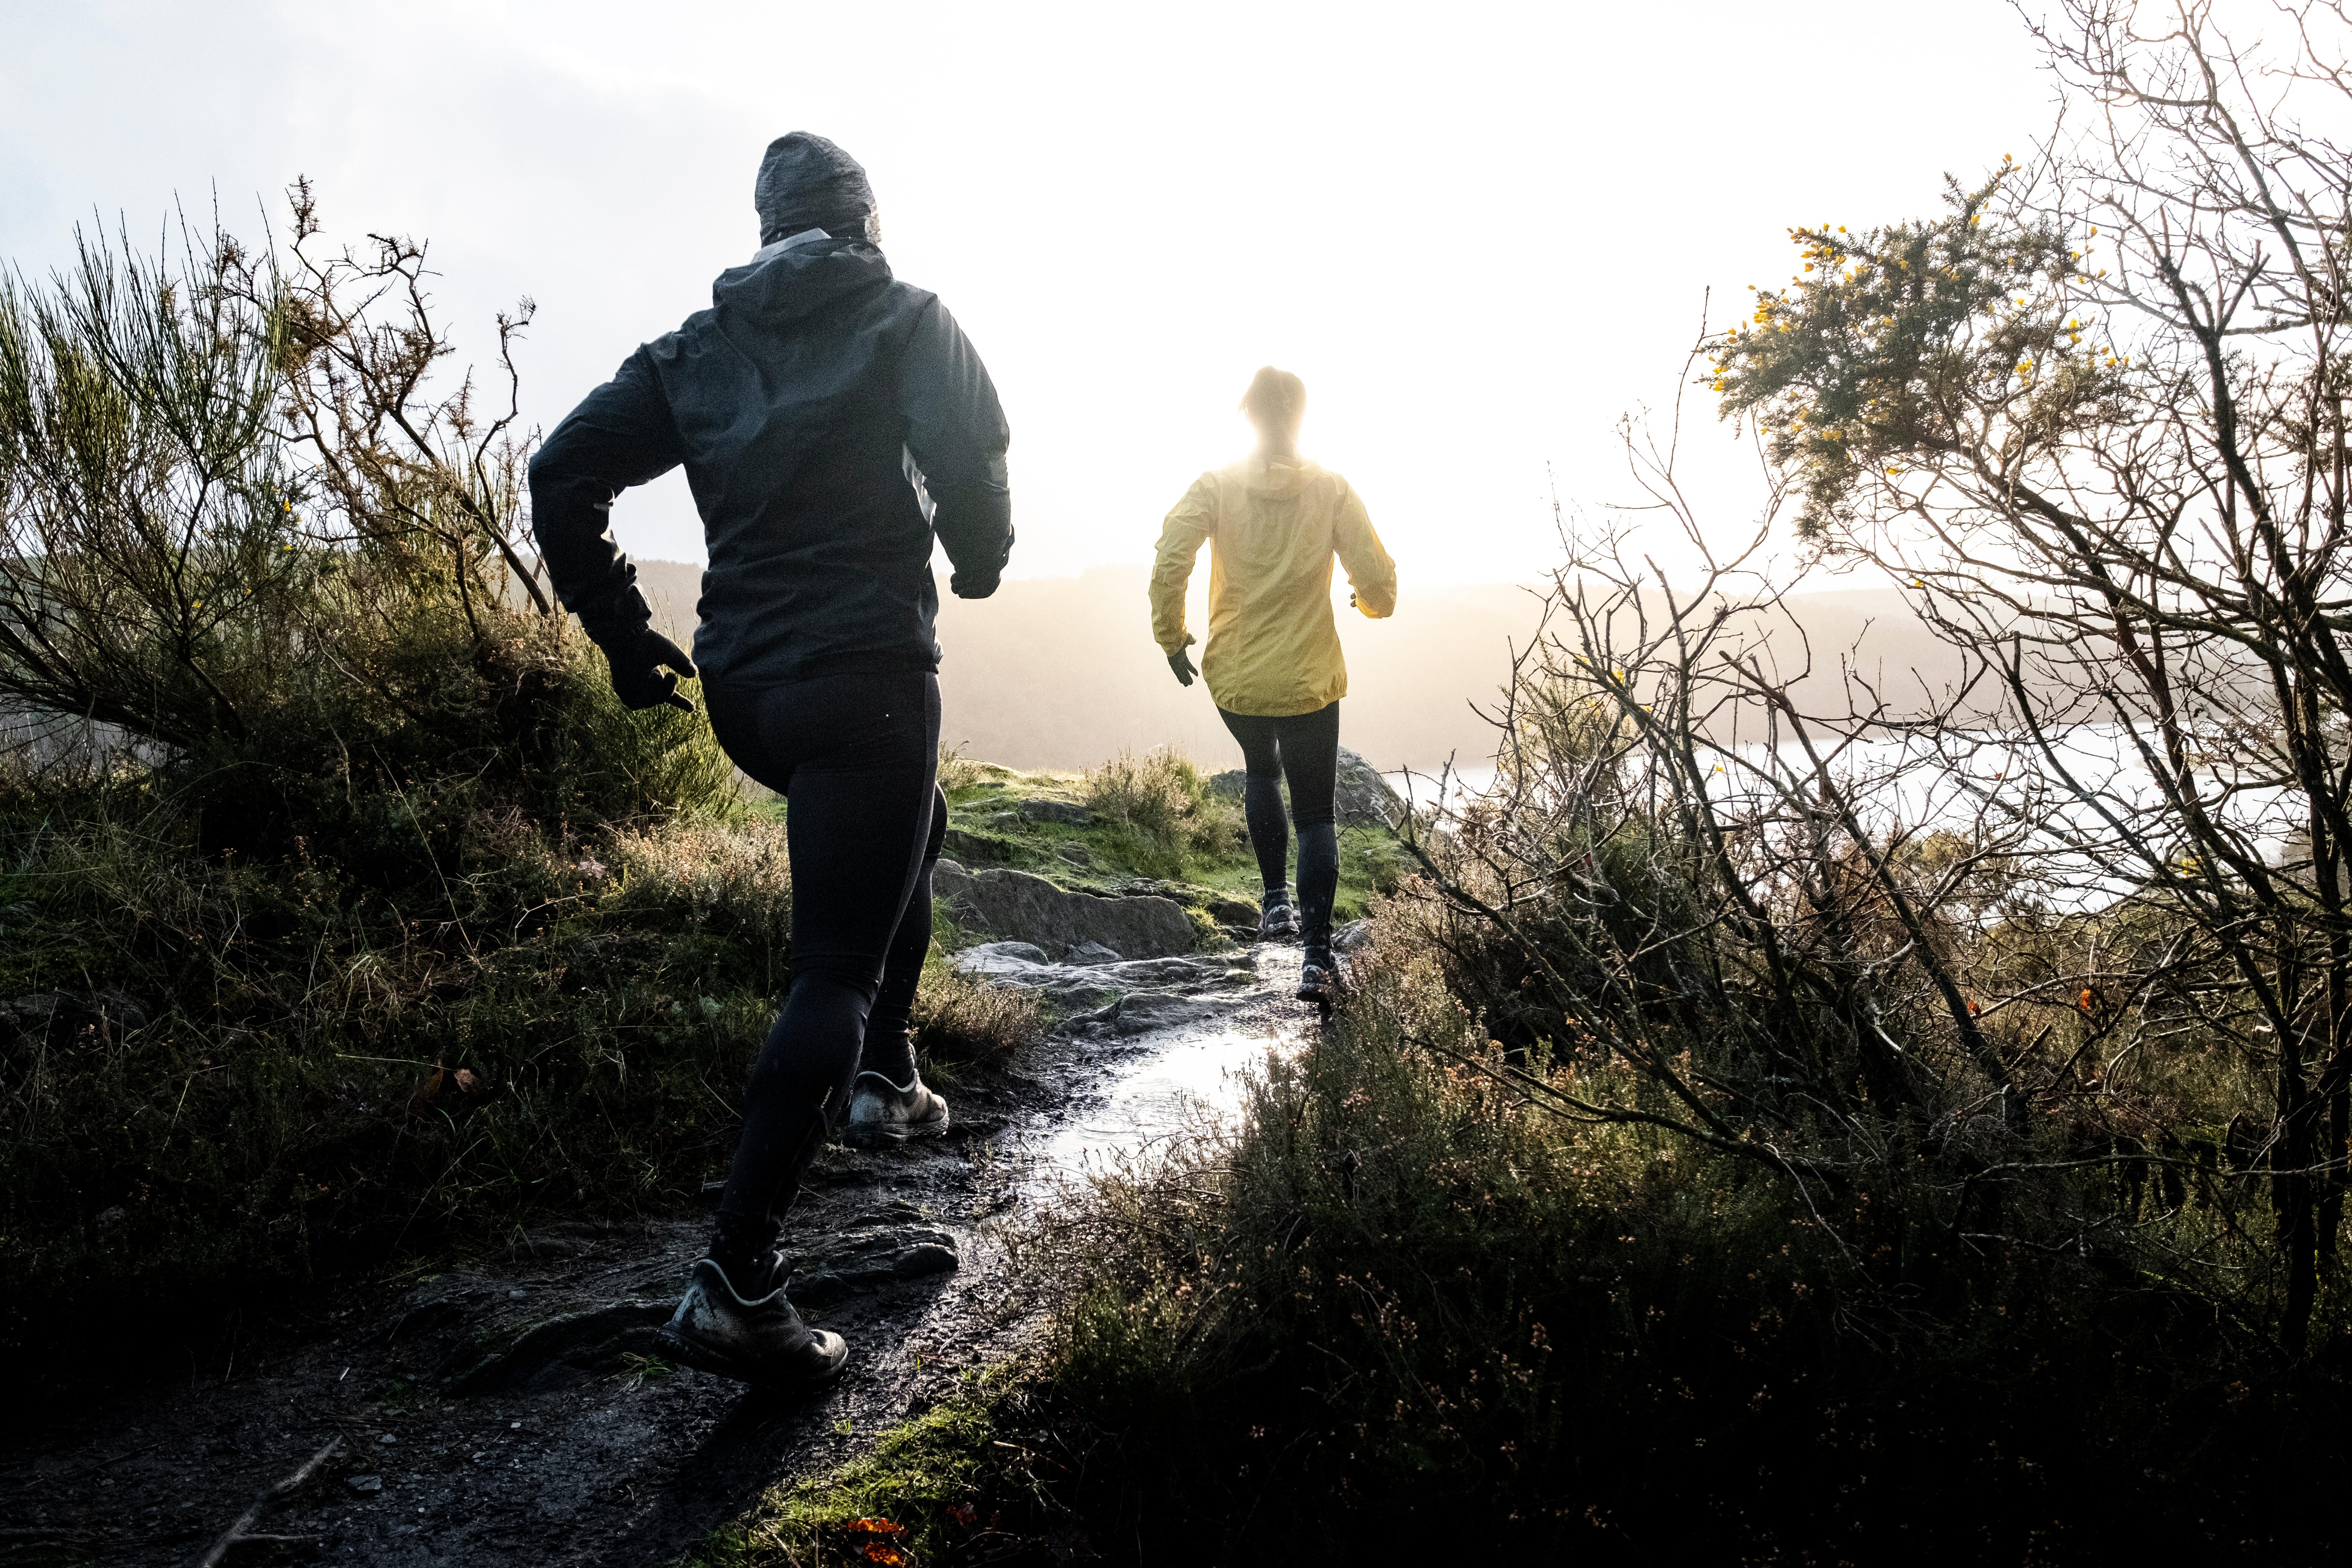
[1207,746,1406,830]
[953,941,1263,1037]
[931,860,1196,958]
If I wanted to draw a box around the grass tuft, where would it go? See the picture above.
[910,957,1043,1065]
[1082,748,1244,877]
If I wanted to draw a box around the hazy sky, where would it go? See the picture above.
[3,1,2056,586]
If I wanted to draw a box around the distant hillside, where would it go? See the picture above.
[627,560,1967,773]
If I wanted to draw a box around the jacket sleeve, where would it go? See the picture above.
[527,347,688,642]
[1332,479,1397,620]
[899,297,1012,596]
[1150,474,1217,654]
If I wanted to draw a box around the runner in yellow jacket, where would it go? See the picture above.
[1150,366,1396,1002]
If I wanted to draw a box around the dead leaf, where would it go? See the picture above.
[407,1065,445,1115]
[453,1067,477,1092]
[841,1519,907,1537]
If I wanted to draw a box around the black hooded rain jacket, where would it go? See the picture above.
[527,234,1011,689]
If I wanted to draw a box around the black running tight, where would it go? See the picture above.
[1217,701,1340,955]
[701,669,945,1273]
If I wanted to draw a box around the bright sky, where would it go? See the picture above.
[2,0,2055,586]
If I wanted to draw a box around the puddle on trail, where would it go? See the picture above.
[1028,1026,1292,1186]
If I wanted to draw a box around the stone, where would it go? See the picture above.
[1204,748,1404,831]
[1062,989,1245,1038]
[1204,894,1260,925]
[1335,748,1407,829]
[1333,919,1375,953]
[1016,795,1093,825]
[348,1476,384,1494]
[956,939,1052,971]
[1069,941,1124,964]
[941,828,1017,865]
[789,1225,963,1305]
[931,862,1195,958]
[1088,954,1239,988]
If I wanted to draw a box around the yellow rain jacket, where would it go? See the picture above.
[1150,455,1396,717]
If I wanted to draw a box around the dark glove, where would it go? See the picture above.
[951,570,1000,600]
[600,625,698,713]
[1168,650,1198,688]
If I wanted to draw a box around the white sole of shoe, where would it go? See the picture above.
[657,1325,849,1387]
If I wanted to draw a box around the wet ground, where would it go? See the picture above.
[0,943,1314,1567]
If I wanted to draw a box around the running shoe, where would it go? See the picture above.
[1297,950,1339,1004]
[843,1071,952,1143]
[661,1255,847,1387]
[1259,896,1300,939]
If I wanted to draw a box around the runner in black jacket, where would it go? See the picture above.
[529,132,1010,1386]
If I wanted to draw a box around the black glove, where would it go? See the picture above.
[600,625,698,713]
[1168,649,1198,688]
[950,570,1000,600]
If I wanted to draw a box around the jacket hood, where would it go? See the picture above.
[753,132,877,246]
[710,237,894,325]
[1245,454,1321,500]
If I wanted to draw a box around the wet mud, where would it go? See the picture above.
[0,945,1312,1566]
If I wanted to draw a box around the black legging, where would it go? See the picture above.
[702,669,945,1274]
[1217,701,1340,956]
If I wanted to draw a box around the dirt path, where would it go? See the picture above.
[0,943,1309,1567]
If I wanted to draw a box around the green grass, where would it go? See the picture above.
[688,1370,1067,1568]
[936,747,1404,932]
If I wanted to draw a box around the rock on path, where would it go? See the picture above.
[930,860,1197,959]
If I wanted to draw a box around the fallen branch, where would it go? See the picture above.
[196,1436,342,1568]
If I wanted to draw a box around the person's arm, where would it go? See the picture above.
[1151,475,1216,684]
[527,348,699,709]
[899,297,1012,599]
[1332,479,1397,620]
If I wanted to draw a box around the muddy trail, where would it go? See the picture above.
[1,934,1329,1567]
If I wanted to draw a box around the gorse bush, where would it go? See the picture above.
[0,198,767,1374]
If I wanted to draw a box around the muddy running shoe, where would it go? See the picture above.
[661,1256,847,1387]
[1259,896,1300,940]
[1296,951,1340,1004]
[843,1071,951,1144]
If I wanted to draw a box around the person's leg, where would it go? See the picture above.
[1218,707,1291,905]
[860,782,948,1089]
[1274,702,1342,960]
[704,671,939,1292]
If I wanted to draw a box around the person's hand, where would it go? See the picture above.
[950,570,1000,599]
[603,626,698,712]
[1168,649,1198,687]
